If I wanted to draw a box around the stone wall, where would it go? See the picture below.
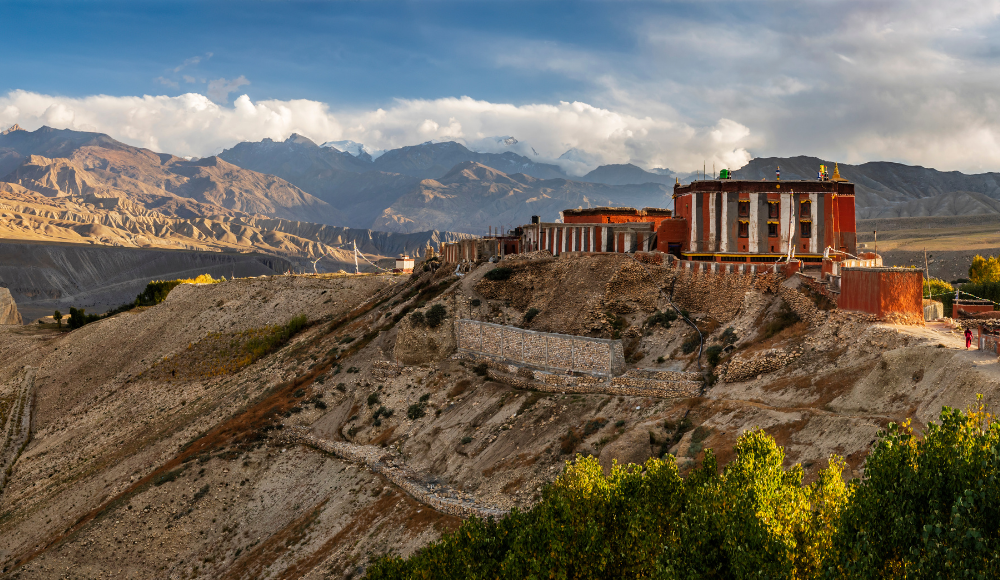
[455,319,625,376]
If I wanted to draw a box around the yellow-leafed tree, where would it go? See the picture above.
[969,254,1000,284]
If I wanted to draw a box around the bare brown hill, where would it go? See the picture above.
[0,255,996,577]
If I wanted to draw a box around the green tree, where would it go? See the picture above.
[828,397,1000,579]
[53,310,62,328]
[922,277,953,300]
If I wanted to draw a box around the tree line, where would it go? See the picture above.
[366,400,1000,579]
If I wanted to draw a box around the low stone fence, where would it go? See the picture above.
[456,319,625,377]
[282,429,507,519]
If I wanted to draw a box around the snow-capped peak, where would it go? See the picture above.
[321,140,386,160]
[496,135,518,147]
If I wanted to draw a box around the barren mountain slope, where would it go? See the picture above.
[373,162,672,233]
[0,126,344,225]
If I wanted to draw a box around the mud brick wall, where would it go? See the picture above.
[455,319,624,376]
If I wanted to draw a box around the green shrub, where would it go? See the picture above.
[705,345,724,367]
[719,327,738,346]
[410,311,425,326]
[523,308,541,324]
[681,333,700,354]
[583,418,608,436]
[471,299,481,307]
[419,393,431,403]
[460,436,473,445]
[367,393,380,406]
[645,310,677,328]
[407,403,427,420]
[426,304,447,328]
[484,267,514,281]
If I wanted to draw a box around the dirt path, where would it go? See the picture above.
[284,428,508,519]
[0,366,35,496]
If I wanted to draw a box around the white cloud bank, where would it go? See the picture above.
[0,90,751,175]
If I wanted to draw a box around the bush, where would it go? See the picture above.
[472,363,489,377]
[705,345,724,367]
[471,299,481,307]
[523,308,541,324]
[484,267,514,281]
[681,333,700,354]
[410,311,426,326]
[762,303,801,339]
[645,310,677,328]
[425,304,447,328]
[719,327,738,346]
[583,418,608,436]
[367,393,380,406]
[419,393,431,403]
[460,436,473,445]
[407,403,427,420]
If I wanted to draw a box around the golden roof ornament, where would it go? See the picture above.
[830,163,847,182]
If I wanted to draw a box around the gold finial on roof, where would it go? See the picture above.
[675,177,680,185]
[831,163,847,182]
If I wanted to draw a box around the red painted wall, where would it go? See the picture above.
[657,218,689,253]
[839,268,923,320]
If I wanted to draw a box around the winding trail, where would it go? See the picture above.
[0,366,35,497]
[282,428,508,519]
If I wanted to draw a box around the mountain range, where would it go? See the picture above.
[7,126,1000,248]
[734,156,1000,219]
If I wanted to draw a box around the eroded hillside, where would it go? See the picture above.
[0,255,996,578]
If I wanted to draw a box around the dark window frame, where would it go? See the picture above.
[738,201,750,217]
[738,221,750,238]
[768,202,779,219]
[800,221,812,239]
[768,222,779,238]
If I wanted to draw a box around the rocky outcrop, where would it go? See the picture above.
[0,288,22,325]
[393,315,456,365]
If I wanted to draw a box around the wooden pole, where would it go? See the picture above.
[924,248,930,298]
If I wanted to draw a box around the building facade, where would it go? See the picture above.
[663,178,856,262]
[521,207,671,257]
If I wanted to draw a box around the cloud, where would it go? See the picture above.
[154,76,178,89]
[0,90,751,174]
[173,53,212,73]
[207,76,250,103]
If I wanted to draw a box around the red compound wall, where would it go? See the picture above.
[839,268,923,321]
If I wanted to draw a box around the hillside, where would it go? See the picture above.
[0,254,995,577]
[372,162,672,233]
[0,126,344,225]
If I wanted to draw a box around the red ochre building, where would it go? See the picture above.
[508,171,919,322]
[521,207,673,256]
[664,177,857,263]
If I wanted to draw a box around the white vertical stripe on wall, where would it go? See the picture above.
[809,193,818,253]
[748,192,760,253]
[708,193,716,252]
[780,192,792,254]
[719,195,728,253]
[589,227,595,252]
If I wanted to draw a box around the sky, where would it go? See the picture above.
[3,0,1000,175]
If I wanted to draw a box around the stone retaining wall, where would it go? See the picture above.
[456,319,625,376]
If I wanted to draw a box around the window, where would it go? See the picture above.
[768,222,778,237]
[800,200,811,217]
[768,202,779,219]
[738,201,750,217]
[738,221,750,238]
[800,221,812,239]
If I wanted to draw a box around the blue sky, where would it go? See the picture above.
[3,1,1000,174]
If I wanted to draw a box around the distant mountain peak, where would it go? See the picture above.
[2,124,24,135]
[321,140,385,160]
[496,136,518,147]
[285,133,317,147]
